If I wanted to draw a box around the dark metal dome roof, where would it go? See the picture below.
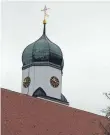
[22,23,64,70]
[61,94,68,103]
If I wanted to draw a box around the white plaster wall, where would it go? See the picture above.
[22,68,29,94]
[28,66,35,95]
[22,66,62,99]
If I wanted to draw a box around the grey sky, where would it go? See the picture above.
[1,1,110,115]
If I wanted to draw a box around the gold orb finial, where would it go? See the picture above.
[43,19,46,24]
[41,5,50,24]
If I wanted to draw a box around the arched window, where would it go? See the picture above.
[32,87,46,97]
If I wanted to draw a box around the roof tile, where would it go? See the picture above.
[1,88,110,135]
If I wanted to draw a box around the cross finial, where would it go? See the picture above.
[41,5,50,24]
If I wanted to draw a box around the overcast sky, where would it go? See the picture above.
[1,1,110,115]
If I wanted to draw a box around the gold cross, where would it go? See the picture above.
[41,5,50,23]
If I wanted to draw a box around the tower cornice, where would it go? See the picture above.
[22,62,62,71]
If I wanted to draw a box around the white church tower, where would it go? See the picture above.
[21,6,68,105]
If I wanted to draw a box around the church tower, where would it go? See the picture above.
[21,6,68,105]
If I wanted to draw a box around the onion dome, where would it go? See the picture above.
[22,21,64,70]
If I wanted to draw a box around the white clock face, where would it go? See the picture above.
[50,76,59,88]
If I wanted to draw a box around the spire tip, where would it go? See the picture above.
[41,5,49,24]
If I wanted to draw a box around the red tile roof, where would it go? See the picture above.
[1,88,110,135]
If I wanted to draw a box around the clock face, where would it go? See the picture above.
[50,76,59,88]
[23,77,31,88]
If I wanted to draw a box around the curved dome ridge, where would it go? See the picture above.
[22,36,42,61]
[44,35,63,63]
[32,35,50,61]
[45,36,63,56]
[22,43,34,65]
